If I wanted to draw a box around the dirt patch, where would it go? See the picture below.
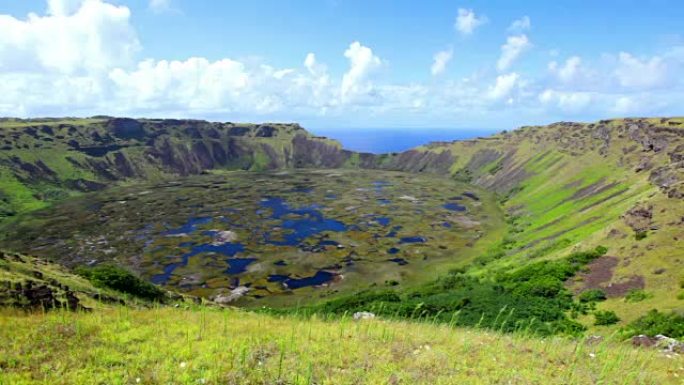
[574,256,618,291]
[568,178,620,202]
[571,255,645,297]
[578,188,629,213]
[602,276,645,297]
[563,179,584,190]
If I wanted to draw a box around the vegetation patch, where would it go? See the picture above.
[76,265,165,302]
[578,288,607,303]
[624,309,684,339]
[624,289,653,303]
[282,247,609,336]
[594,310,620,326]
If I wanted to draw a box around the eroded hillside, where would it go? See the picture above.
[387,117,684,323]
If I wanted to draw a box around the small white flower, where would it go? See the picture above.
[589,353,596,359]
[136,378,141,384]
[180,362,187,368]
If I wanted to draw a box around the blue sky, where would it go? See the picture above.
[0,0,683,129]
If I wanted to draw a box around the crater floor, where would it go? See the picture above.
[0,169,504,306]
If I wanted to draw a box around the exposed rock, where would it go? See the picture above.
[353,311,376,320]
[670,144,684,163]
[622,205,653,233]
[585,335,604,346]
[628,124,669,153]
[654,335,684,354]
[211,230,238,244]
[387,149,456,174]
[649,166,684,199]
[635,157,653,173]
[632,334,657,348]
[213,286,249,304]
[0,279,86,311]
[107,118,146,140]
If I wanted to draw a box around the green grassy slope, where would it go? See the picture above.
[399,118,684,327]
[1,306,681,384]
[3,251,679,384]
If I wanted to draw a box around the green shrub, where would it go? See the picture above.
[293,247,608,337]
[76,265,165,302]
[624,289,652,303]
[594,310,620,326]
[578,289,607,303]
[635,231,648,241]
[625,309,684,338]
[677,291,684,300]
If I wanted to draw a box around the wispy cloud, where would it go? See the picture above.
[431,48,453,76]
[508,16,531,33]
[454,8,487,35]
[497,35,531,71]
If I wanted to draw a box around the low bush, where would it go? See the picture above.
[291,246,608,336]
[76,264,165,302]
[578,289,607,303]
[624,309,684,338]
[594,310,620,326]
[624,289,652,303]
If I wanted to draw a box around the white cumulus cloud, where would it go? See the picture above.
[548,56,582,83]
[614,52,668,89]
[454,8,487,35]
[0,0,139,74]
[340,41,382,103]
[497,34,531,72]
[488,73,520,100]
[431,47,453,76]
[539,89,593,113]
[47,0,84,16]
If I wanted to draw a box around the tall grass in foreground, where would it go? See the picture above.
[0,306,681,385]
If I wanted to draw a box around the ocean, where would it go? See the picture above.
[310,128,497,154]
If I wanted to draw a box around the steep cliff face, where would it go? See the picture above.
[0,118,361,217]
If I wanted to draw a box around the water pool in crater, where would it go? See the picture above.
[0,169,503,305]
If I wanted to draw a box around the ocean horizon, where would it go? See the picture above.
[310,128,498,154]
